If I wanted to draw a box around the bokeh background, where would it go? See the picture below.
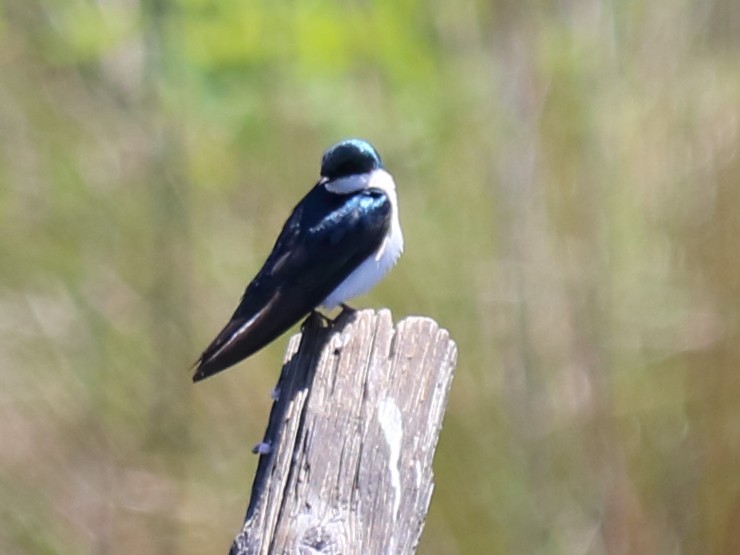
[2,1,740,553]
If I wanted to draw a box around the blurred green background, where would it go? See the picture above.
[2,0,740,553]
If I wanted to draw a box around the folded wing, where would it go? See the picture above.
[193,185,391,382]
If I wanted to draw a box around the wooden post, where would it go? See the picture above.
[229,309,457,555]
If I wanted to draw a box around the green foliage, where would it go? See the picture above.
[2,0,740,553]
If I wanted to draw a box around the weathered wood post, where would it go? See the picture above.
[230,309,457,555]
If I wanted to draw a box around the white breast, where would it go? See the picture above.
[321,169,404,309]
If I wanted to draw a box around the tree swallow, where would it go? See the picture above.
[193,139,403,382]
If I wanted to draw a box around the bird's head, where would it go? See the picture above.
[320,139,383,180]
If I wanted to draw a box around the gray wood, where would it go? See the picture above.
[230,309,457,555]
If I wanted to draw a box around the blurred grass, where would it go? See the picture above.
[2,0,740,554]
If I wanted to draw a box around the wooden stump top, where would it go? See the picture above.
[230,309,457,555]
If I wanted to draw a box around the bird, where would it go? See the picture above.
[193,139,403,382]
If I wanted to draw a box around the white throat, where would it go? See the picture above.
[324,171,370,194]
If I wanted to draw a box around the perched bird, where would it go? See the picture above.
[193,139,403,382]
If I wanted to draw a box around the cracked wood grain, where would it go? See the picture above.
[230,309,457,555]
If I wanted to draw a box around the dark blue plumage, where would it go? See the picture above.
[193,139,400,382]
[321,139,383,179]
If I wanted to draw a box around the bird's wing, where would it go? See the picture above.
[193,185,391,382]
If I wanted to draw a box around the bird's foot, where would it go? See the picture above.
[331,303,358,325]
[302,306,355,332]
[339,303,357,315]
[314,309,334,325]
[301,310,330,333]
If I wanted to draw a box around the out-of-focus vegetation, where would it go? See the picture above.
[2,0,740,553]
